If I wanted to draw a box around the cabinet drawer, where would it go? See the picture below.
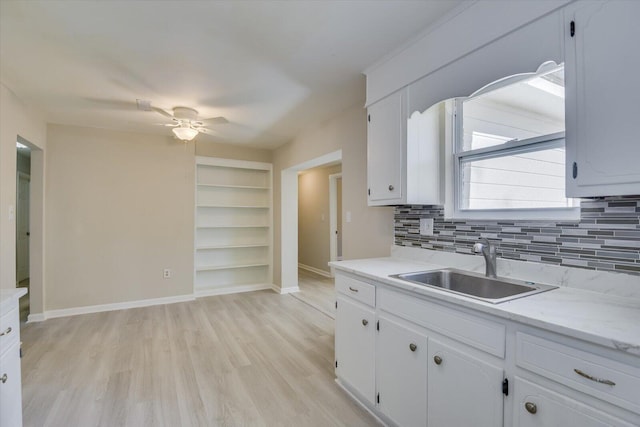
[336,275,375,307]
[516,333,640,414]
[513,377,636,427]
[379,287,505,358]
[0,307,19,358]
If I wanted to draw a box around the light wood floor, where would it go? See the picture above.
[292,269,336,319]
[20,273,377,427]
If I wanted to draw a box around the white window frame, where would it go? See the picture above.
[443,99,580,221]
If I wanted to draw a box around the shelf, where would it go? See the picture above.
[195,157,272,295]
[196,225,269,229]
[196,205,269,209]
[197,184,270,190]
[196,244,268,250]
[196,263,269,272]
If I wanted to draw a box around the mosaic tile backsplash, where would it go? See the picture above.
[394,196,640,275]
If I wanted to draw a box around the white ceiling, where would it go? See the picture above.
[0,1,463,148]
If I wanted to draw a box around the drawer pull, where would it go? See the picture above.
[0,327,11,336]
[388,185,394,191]
[434,355,442,365]
[348,287,359,293]
[409,343,417,352]
[574,369,616,386]
[362,319,368,326]
[1,374,7,384]
[525,402,537,414]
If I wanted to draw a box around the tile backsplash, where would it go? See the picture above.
[394,196,640,275]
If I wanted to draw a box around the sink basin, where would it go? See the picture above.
[390,268,557,304]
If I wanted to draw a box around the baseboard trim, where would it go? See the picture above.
[30,294,196,322]
[335,379,388,426]
[272,285,300,294]
[194,283,272,298]
[298,263,333,278]
[27,313,46,323]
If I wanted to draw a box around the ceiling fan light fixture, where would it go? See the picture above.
[172,126,199,141]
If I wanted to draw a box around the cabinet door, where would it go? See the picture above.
[0,341,23,427]
[377,314,428,427]
[335,295,376,404]
[427,338,503,427]
[565,1,640,197]
[513,377,637,427]
[367,90,405,205]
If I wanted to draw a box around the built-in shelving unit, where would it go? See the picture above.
[194,157,273,297]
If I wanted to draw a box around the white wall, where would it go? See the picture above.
[44,124,195,310]
[0,83,47,315]
[273,102,394,288]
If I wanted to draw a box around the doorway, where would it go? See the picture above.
[280,150,342,294]
[16,142,31,321]
[329,172,343,268]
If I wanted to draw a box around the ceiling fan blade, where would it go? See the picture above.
[197,127,218,135]
[201,116,228,125]
[152,107,174,119]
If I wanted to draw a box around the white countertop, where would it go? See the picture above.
[330,253,640,357]
[0,288,28,315]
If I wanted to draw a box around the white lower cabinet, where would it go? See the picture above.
[0,341,23,427]
[513,378,635,427]
[377,314,428,427]
[335,294,376,403]
[333,272,639,427]
[427,338,504,427]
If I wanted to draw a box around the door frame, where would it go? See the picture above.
[329,172,342,276]
[16,171,31,283]
[279,150,342,293]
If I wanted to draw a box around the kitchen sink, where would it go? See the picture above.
[390,268,557,304]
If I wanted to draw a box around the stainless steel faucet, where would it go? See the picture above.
[473,238,497,278]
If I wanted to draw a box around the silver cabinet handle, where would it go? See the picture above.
[574,369,616,386]
[388,185,394,191]
[409,343,417,352]
[525,402,537,414]
[1,374,7,384]
[434,355,442,365]
[362,319,368,326]
[0,327,11,337]
[348,287,358,293]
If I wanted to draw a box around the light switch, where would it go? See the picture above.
[346,211,352,223]
[8,205,15,221]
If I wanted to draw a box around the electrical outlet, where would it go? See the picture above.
[420,218,434,236]
[163,269,172,279]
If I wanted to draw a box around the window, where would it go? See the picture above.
[450,63,579,220]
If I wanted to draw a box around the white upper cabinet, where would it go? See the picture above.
[367,89,443,206]
[565,0,640,197]
[367,89,405,205]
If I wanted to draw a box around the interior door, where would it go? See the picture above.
[16,172,30,283]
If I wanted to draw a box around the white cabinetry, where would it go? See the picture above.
[194,157,272,296]
[565,0,640,197]
[333,270,640,427]
[377,314,428,427]
[335,275,376,404]
[428,338,503,427]
[514,332,640,426]
[367,90,442,206]
[514,378,635,427]
[0,290,27,427]
[368,90,405,205]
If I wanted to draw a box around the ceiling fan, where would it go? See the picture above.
[137,99,228,141]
